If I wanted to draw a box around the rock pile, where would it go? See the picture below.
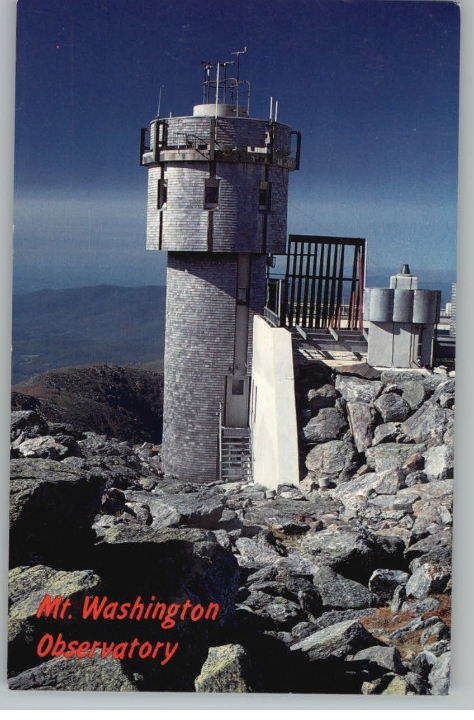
[8,363,453,694]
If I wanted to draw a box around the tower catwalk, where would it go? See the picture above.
[140,59,300,481]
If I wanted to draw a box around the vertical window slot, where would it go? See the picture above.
[157,178,167,209]
[204,177,220,209]
[259,180,272,210]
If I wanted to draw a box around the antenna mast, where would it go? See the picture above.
[231,46,247,116]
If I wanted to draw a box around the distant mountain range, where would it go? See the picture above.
[12,285,166,383]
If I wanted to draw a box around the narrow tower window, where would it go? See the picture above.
[157,178,167,209]
[204,178,220,209]
[259,180,272,210]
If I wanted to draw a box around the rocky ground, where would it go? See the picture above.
[8,363,454,694]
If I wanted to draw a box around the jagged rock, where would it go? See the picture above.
[351,645,404,675]
[245,563,322,618]
[10,458,104,566]
[368,569,409,602]
[401,597,440,615]
[405,528,452,564]
[239,495,336,535]
[93,525,239,620]
[423,444,454,481]
[374,393,411,423]
[9,655,137,691]
[277,484,305,500]
[420,621,449,646]
[330,469,405,520]
[8,565,101,676]
[305,439,358,486]
[234,534,282,570]
[237,590,304,629]
[299,523,404,582]
[380,369,431,386]
[365,443,426,473]
[347,402,376,452]
[409,650,436,693]
[310,608,375,630]
[404,471,428,487]
[302,407,347,443]
[335,376,382,404]
[390,584,406,612]
[312,566,376,610]
[401,380,427,411]
[307,384,338,412]
[10,410,48,441]
[335,364,381,380]
[431,379,455,404]
[428,651,450,695]
[381,674,410,694]
[369,421,399,446]
[123,486,225,529]
[194,644,253,692]
[13,435,73,460]
[401,402,452,445]
[291,619,380,661]
[405,562,450,599]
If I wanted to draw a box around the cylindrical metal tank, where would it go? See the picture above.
[393,289,414,323]
[413,289,440,324]
[367,288,394,322]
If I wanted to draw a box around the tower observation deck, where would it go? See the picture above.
[140,53,301,482]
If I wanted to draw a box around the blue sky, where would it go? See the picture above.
[13,0,460,293]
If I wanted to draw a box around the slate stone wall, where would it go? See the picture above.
[162,252,266,481]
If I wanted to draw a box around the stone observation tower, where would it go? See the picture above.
[140,52,301,482]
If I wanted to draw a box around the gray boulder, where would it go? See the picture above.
[351,645,404,675]
[401,380,427,411]
[234,534,282,570]
[307,384,338,412]
[195,644,253,692]
[302,407,347,443]
[93,525,240,620]
[9,655,137,691]
[347,402,376,452]
[368,569,410,603]
[299,523,404,582]
[312,566,376,610]
[124,486,225,529]
[401,402,452,445]
[335,376,382,403]
[372,422,399,446]
[423,444,454,482]
[291,618,380,661]
[10,410,48,441]
[14,435,72,460]
[8,565,102,677]
[305,439,358,485]
[237,590,304,629]
[405,562,450,599]
[428,651,450,695]
[374,393,411,423]
[10,458,104,566]
[365,443,426,473]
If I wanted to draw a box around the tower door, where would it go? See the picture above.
[223,375,251,427]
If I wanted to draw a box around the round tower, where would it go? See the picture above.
[140,58,301,482]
